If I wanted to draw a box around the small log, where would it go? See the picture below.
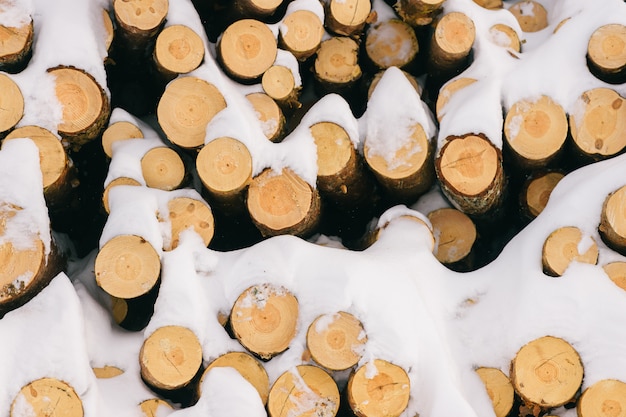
[368,69,422,100]
[0,73,24,136]
[510,336,584,410]
[427,207,476,268]
[153,24,205,81]
[246,167,321,237]
[261,65,302,111]
[4,126,78,208]
[364,19,419,71]
[429,12,475,75]
[542,226,598,277]
[246,92,287,142]
[587,24,626,83]
[141,146,186,191]
[112,0,168,49]
[278,8,324,61]
[94,234,161,299]
[599,185,626,255]
[164,196,214,250]
[49,66,111,151]
[139,325,203,391]
[139,399,173,417]
[473,0,502,9]
[306,311,367,371]
[313,36,362,95]
[394,0,445,27]
[324,0,372,37]
[520,171,564,219]
[102,9,114,55]
[101,120,144,159]
[0,18,33,73]
[475,367,514,417]
[229,283,299,360]
[196,136,253,213]
[217,19,278,83]
[110,286,160,331]
[503,95,568,169]
[435,133,505,216]
[569,88,626,160]
[233,0,284,19]
[267,365,340,417]
[200,352,269,404]
[489,24,521,52]
[435,77,477,122]
[603,261,626,292]
[157,76,227,150]
[93,365,124,379]
[577,379,626,417]
[347,359,411,417]
[508,0,548,33]
[10,378,83,417]
[102,177,142,214]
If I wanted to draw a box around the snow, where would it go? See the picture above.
[2,0,626,416]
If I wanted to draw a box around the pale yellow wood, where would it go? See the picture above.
[542,226,598,276]
[578,379,626,417]
[201,352,269,404]
[0,73,24,133]
[509,0,548,33]
[165,196,214,250]
[102,10,114,53]
[395,0,446,27]
[139,399,173,417]
[431,12,475,65]
[154,24,204,75]
[0,239,44,304]
[267,365,340,417]
[101,121,144,158]
[436,77,477,122]
[588,24,626,73]
[603,262,626,292]
[111,295,129,324]
[599,185,626,254]
[0,19,33,67]
[311,122,353,178]
[279,9,324,61]
[113,0,168,33]
[262,65,296,102]
[93,365,124,379]
[428,208,476,264]
[327,0,371,36]
[347,359,410,417]
[476,367,514,417]
[473,0,502,9]
[196,136,253,196]
[157,76,226,149]
[141,146,185,191]
[525,172,564,217]
[365,19,419,70]
[246,92,285,142]
[230,283,299,360]
[511,336,583,408]
[140,325,203,391]
[489,24,521,52]
[306,311,367,371]
[10,378,83,417]
[95,234,161,299]
[314,37,362,85]
[102,177,142,214]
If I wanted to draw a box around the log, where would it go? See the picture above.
[93,365,124,379]
[0,73,24,136]
[217,19,277,83]
[139,399,173,417]
[0,17,33,73]
[435,77,477,122]
[102,177,142,214]
[475,367,514,417]
[165,196,214,250]
[520,171,564,219]
[347,359,411,417]
[427,207,477,269]
[261,65,302,111]
[542,226,598,277]
[394,0,445,27]
[233,0,284,19]
[267,365,340,417]
[577,379,626,417]
[200,351,269,404]
[324,0,372,37]
[140,146,186,191]
[278,8,324,61]
[156,76,227,150]
[306,311,367,371]
[101,120,144,158]
[602,261,626,292]
[112,0,168,50]
[508,0,548,33]
[110,286,160,331]
[473,0,502,9]
[10,378,83,417]
[196,136,253,213]
[364,19,419,71]
[246,167,321,237]
[153,24,205,82]
[429,12,475,76]
[139,325,203,391]
[569,88,626,160]
[503,95,568,169]
[246,92,287,142]
[102,9,114,55]
[229,283,299,360]
[50,66,111,151]
[587,23,626,83]
[313,36,362,95]
[94,234,161,299]
[435,133,505,216]
[489,24,521,52]
[510,336,584,409]
[599,185,626,255]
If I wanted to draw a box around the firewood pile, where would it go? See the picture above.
[1,0,626,416]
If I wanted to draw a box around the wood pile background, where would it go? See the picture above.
[1,0,626,416]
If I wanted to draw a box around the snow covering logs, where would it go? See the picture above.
[2,0,626,416]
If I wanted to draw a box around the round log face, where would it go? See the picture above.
[157,76,226,149]
[201,352,269,404]
[436,77,477,122]
[578,379,626,417]
[101,121,144,158]
[328,0,371,34]
[166,196,214,250]
[139,399,173,417]
[246,92,285,142]
[140,325,203,391]
[524,171,564,218]
[279,10,324,60]
[428,208,476,264]
[196,136,253,195]
[113,0,168,32]
[603,261,626,292]
[154,24,204,74]
[365,19,419,70]
[0,20,33,65]
[102,177,142,214]
[10,378,83,417]
[140,146,185,191]
[599,185,626,254]
[0,73,24,133]
[310,121,353,177]
[267,365,340,417]
[509,0,548,33]
[588,24,626,73]
[434,12,475,56]
[542,226,598,276]
[511,336,583,408]
[0,239,44,304]
[314,37,362,85]
[262,65,296,102]
[476,367,514,417]
[93,365,124,379]
[488,24,521,52]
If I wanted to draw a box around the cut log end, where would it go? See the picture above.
[314,36,362,87]
[261,65,298,105]
[139,399,173,417]
[0,73,24,134]
[306,311,367,371]
[10,378,83,417]
[140,146,185,191]
[489,24,521,52]
[587,24,626,76]
[365,19,419,70]
[510,336,584,409]
[268,365,340,417]
[432,12,476,64]
[326,0,372,37]
[523,171,564,218]
[0,239,45,305]
[95,234,161,299]
[102,120,144,158]
[428,208,476,264]
[246,92,287,142]
[475,367,514,417]
[578,379,626,417]
[509,0,549,33]
[603,261,626,292]
[102,177,142,214]
[279,9,324,61]
[230,283,299,360]
[154,24,204,76]
[235,0,283,17]
[599,185,626,255]
[166,196,214,250]
[311,121,354,178]
[93,365,124,379]
[201,352,269,404]
[347,359,411,417]
[0,19,33,71]
[113,0,168,35]
[157,76,227,149]
[394,0,445,27]
[140,325,203,391]
[473,0,503,9]
[436,77,477,122]
[246,168,321,237]
[542,226,598,277]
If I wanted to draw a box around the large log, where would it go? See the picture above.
[10,378,83,417]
